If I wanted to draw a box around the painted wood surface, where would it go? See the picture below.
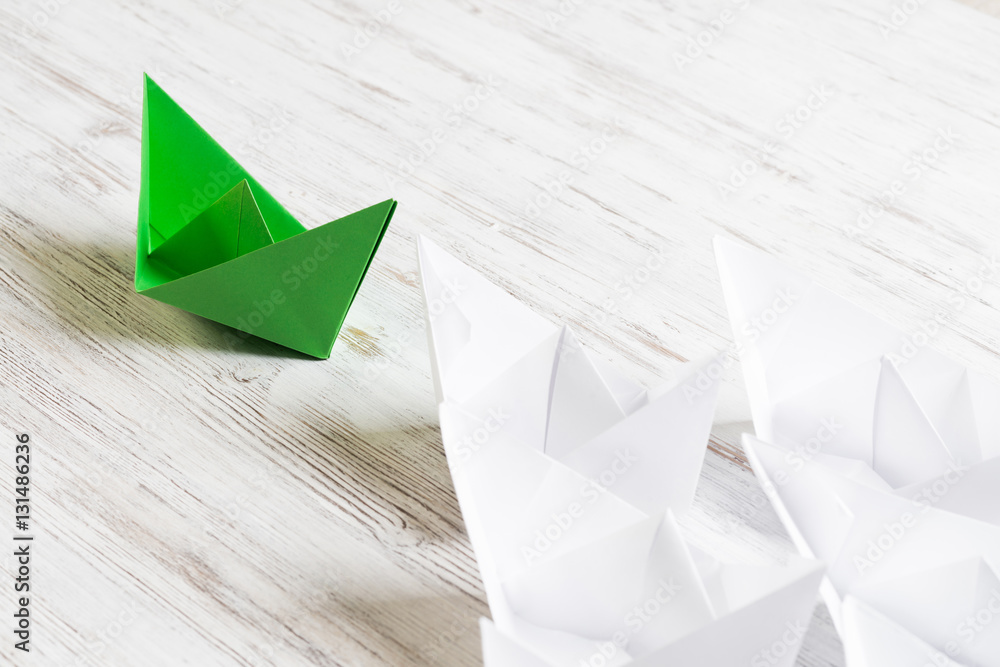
[1,0,999,664]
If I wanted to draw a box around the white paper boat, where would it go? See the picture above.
[715,237,1000,667]
[420,236,824,666]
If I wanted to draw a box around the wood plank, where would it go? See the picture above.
[2,0,999,664]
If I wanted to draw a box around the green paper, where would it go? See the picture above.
[135,74,396,359]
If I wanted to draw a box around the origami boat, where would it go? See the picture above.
[715,238,1000,666]
[135,75,395,358]
[419,237,824,666]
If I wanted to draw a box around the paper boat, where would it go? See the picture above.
[715,237,1000,666]
[419,236,824,666]
[135,75,396,358]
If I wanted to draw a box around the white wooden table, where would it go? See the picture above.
[2,0,999,664]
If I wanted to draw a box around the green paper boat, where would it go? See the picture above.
[135,74,396,359]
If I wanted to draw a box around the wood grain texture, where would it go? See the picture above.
[2,0,999,664]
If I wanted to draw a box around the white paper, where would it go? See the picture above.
[716,238,1000,666]
[421,236,825,665]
